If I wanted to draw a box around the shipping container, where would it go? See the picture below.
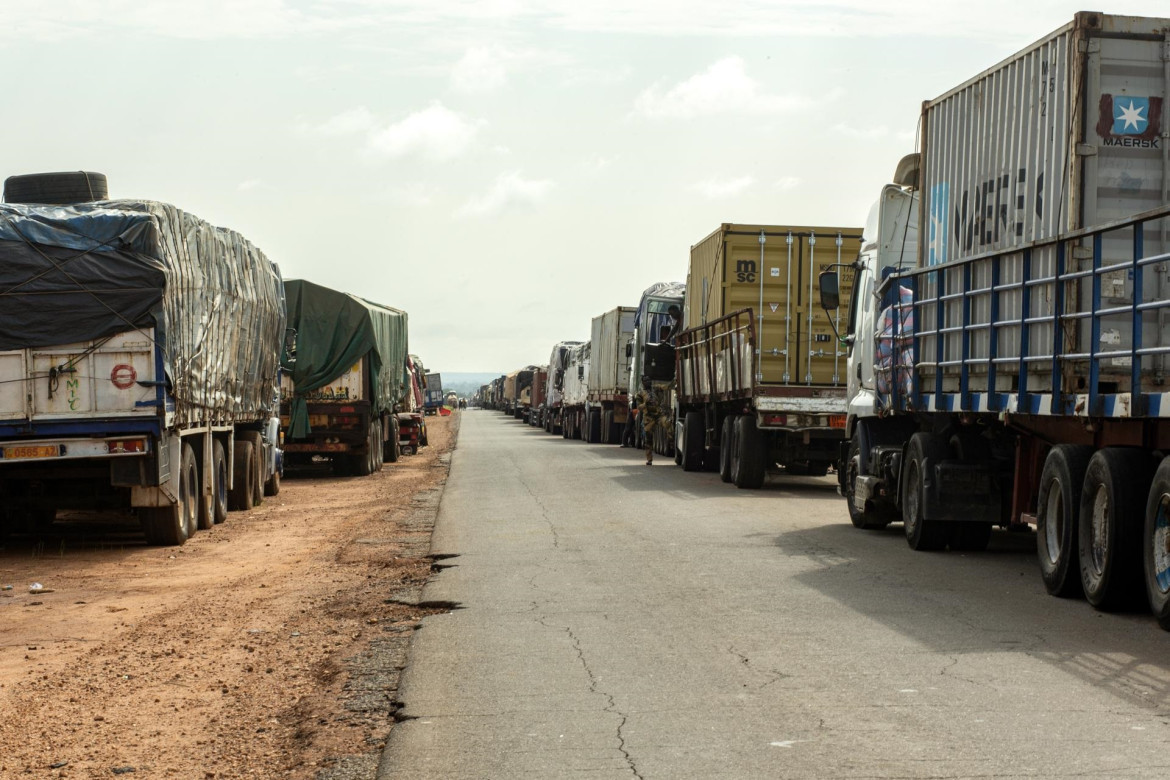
[560,342,591,440]
[541,341,583,435]
[586,307,637,443]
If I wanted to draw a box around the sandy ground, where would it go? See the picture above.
[0,413,458,779]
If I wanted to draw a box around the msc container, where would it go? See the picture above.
[918,11,1170,393]
[687,224,862,386]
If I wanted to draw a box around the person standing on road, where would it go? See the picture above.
[635,379,666,465]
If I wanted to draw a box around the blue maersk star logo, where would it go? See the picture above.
[1113,97,1150,135]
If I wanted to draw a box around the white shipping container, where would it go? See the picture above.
[917,12,1170,393]
[589,307,637,398]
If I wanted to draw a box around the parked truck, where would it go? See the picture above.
[0,183,284,546]
[586,307,637,444]
[628,282,685,455]
[280,280,408,476]
[543,341,583,434]
[818,12,1170,626]
[561,343,591,440]
[529,366,548,427]
[673,224,862,486]
[424,372,444,414]
[399,355,428,454]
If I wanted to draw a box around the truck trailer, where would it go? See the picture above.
[0,185,284,545]
[629,282,685,456]
[586,307,637,444]
[819,12,1170,626]
[674,224,861,486]
[424,372,444,414]
[561,343,591,440]
[280,280,409,476]
[543,341,583,435]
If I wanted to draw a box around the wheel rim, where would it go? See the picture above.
[1154,493,1170,593]
[1043,481,1064,565]
[846,454,862,513]
[904,460,921,535]
[1089,484,1109,575]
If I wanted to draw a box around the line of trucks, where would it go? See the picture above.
[482,12,1170,629]
[0,173,436,546]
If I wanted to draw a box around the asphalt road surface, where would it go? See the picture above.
[381,411,1170,779]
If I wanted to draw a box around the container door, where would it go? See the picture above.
[794,231,863,386]
[720,229,800,385]
[27,329,157,420]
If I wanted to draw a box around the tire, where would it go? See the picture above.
[902,432,950,551]
[719,416,735,483]
[732,415,766,489]
[229,440,256,511]
[385,419,401,463]
[1078,448,1153,611]
[682,412,703,472]
[587,409,601,443]
[195,439,215,532]
[239,431,266,506]
[1036,444,1092,597]
[4,171,108,204]
[141,442,198,546]
[846,428,893,530]
[211,439,229,524]
[353,421,377,476]
[1143,458,1170,629]
[263,462,281,497]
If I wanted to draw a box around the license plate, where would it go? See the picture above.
[828,415,846,428]
[4,444,61,459]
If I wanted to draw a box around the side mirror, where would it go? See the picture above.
[818,271,840,310]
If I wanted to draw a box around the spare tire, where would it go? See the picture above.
[4,171,109,204]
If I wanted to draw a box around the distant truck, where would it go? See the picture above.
[0,178,284,545]
[280,280,409,476]
[528,366,548,427]
[586,307,637,443]
[543,341,583,435]
[674,224,860,486]
[628,282,685,456]
[561,343,591,440]
[423,372,444,414]
[399,355,428,454]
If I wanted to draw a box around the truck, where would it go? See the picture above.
[0,184,284,546]
[672,224,862,486]
[542,341,583,435]
[514,366,541,420]
[528,366,548,427]
[424,372,444,414]
[399,355,428,454]
[817,12,1170,626]
[586,307,637,444]
[561,342,591,440]
[628,282,686,456]
[280,279,409,476]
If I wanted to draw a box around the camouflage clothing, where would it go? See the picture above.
[635,385,669,464]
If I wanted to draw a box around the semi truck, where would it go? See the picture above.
[586,307,637,444]
[399,355,428,454]
[0,180,284,546]
[561,343,591,440]
[529,366,548,427]
[280,280,409,476]
[424,372,444,414]
[818,12,1170,625]
[543,341,583,435]
[629,282,685,456]
[673,224,861,486]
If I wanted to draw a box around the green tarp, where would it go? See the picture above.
[282,279,409,438]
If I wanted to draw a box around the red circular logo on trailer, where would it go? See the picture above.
[110,364,138,390]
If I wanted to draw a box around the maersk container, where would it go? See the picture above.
[919,11,1170,395]
[686,224,862,387]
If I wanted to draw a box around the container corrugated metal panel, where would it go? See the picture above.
[688,224,861,386]
[918,12,1170,394]
[562,342,591,406]
[589,307,637,397]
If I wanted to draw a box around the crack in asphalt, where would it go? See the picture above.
[515,473,562,550]
[728,645,791,690]
[540,616,642,779]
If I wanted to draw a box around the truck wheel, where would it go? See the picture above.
[1143,458,1170,629]
[195,439,215,531]
[228,440,256,511]
[846,430,892,530]
[210,439,229,524]
[354,421,377,476]
[385,420,401,463]
[263,462,281,497]
[239,431,265,506]
[587,409,601,443]
[4,171,108,204]
[902,432,950,551]
[732,415,766,489]
[1078,448,1153,610]
[682,412,703,472]
[719,416,735,482]
[142,442,198,545]
[1036,444,1092,596]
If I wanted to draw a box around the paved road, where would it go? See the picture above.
[380,411,1170,778]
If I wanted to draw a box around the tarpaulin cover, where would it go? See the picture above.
[0,200,285,424]
[282,279,408,438]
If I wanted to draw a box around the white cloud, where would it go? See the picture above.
[457,172,553,218]
[691,175,755,200]
[451,46,511,93]
[634,57,809,119]
[367,103,482,161]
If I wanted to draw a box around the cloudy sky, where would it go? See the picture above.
[3,1,1167,372]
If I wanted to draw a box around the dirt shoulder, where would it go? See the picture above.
[0,412,458,779]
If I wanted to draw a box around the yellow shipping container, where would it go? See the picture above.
[686,224,861,387]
